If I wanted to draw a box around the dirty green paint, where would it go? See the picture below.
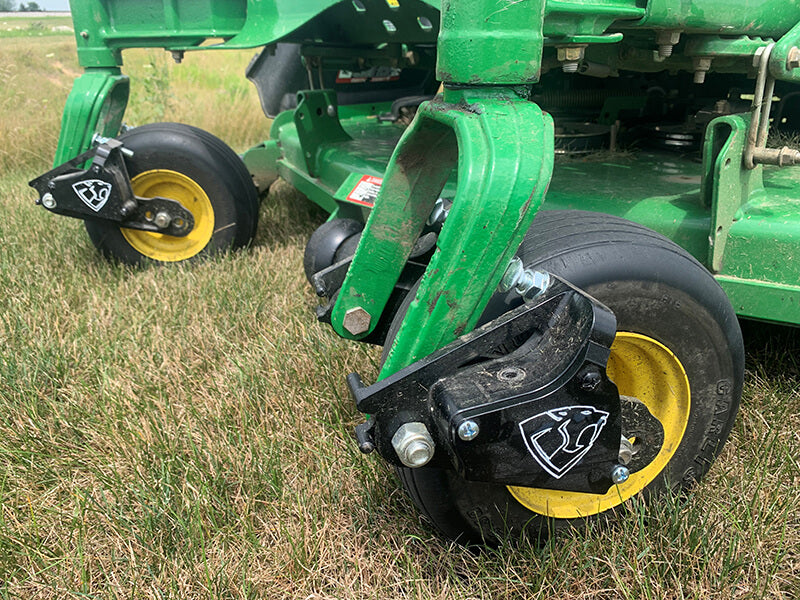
[702,115,764,272]
[53,68,129,166]
[327,87,554,376]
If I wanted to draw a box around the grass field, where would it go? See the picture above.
[1,19,799,600]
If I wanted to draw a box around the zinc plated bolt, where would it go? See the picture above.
[497,257,550,302]
[343,306,371,335]
[392,422,435,468]
[611,464,630,485]
[41,193,56,209]
[153,211,171,229]
[326,104,336,117]
[457,420,480,441]
[655,30,681,58]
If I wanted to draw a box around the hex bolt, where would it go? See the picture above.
[343,306,372,335]
[618,436,634,465]
[119,200,137,217]
[426,197,448,226]
[153,211,172,229]
[579,368,602,391]
[457,420,480,441]
[557,45,586,74]
[170,50,185,64]
[41,193,56,209]
[497,257,550,302]
[655,30,681,58]
[392,422,435,468]
[326,104,336,117]
[787,46,800,70]
[693,56,713,84]
[611,464,630,485]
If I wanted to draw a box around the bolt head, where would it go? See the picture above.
[153,211,171,229]
[611,465,630,485]
[557,46,585,62]
[392,422,435,468]
[457,420,480,441]
[498,257,523,292]
[41,193,56,209]
[343,306,371,335]
[579,369,603,391]
[326,104,336,117]
[521,270,550,302]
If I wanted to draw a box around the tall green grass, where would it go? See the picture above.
[0,23,798,599]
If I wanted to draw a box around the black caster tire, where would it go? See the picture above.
[85,122,259,265]
[391,210,744,545]
[303,218,363,283]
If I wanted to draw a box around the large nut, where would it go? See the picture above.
[343,306,371,335]
[556,45,586,62]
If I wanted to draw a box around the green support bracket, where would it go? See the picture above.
[54,68,130,165]
[703,115,764,272]
[293,90,351,178]
[329,87,554,377]
[242,140,281,192]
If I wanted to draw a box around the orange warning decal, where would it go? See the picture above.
[346,175,383,207]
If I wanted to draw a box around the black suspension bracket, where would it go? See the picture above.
[29,139,195,237]
[348,276,630,495]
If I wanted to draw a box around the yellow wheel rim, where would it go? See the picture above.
[122,169,214,262]
[508,332,691,519]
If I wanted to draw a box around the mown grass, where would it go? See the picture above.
[1,22,799,600]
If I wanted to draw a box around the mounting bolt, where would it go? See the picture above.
[611,464,630,485]
[498,257,550,302]
[426,197,449,226]
[153,211,171,229]
[579,368,603,391]
[170,50,185,64]
[343,306,372,335]
[557,45,586,73]
[41,193,56,209]
[392,422,435,468]
[457,420,480,441]
[119,200,137,217]
[787,46,800,70]
[692,56,713,84]
[618,437,634,465]
[326,104,336,117]
[655,30,681,58]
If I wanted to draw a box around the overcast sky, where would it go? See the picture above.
[36,1,70,9]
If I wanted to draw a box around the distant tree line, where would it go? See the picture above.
[0,1,43,10]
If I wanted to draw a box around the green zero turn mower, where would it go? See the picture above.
[31,0,800,544]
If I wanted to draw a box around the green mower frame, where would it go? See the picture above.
[30,0,800,543]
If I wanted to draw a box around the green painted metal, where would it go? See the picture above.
[241,140,282,192]
[436,1,545,84]
[293,91,351,178]
[53,68,129,166]
[637,0,800,36]
[327,87,554,376]
[702,115,764,272]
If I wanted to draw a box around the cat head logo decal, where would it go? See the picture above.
[519,405,609,479]
[72,179,113,212]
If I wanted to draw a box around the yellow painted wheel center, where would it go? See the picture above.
[122,169,214,262]
[508,332,691,519]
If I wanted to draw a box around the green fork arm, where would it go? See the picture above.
[330,87,554,376]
